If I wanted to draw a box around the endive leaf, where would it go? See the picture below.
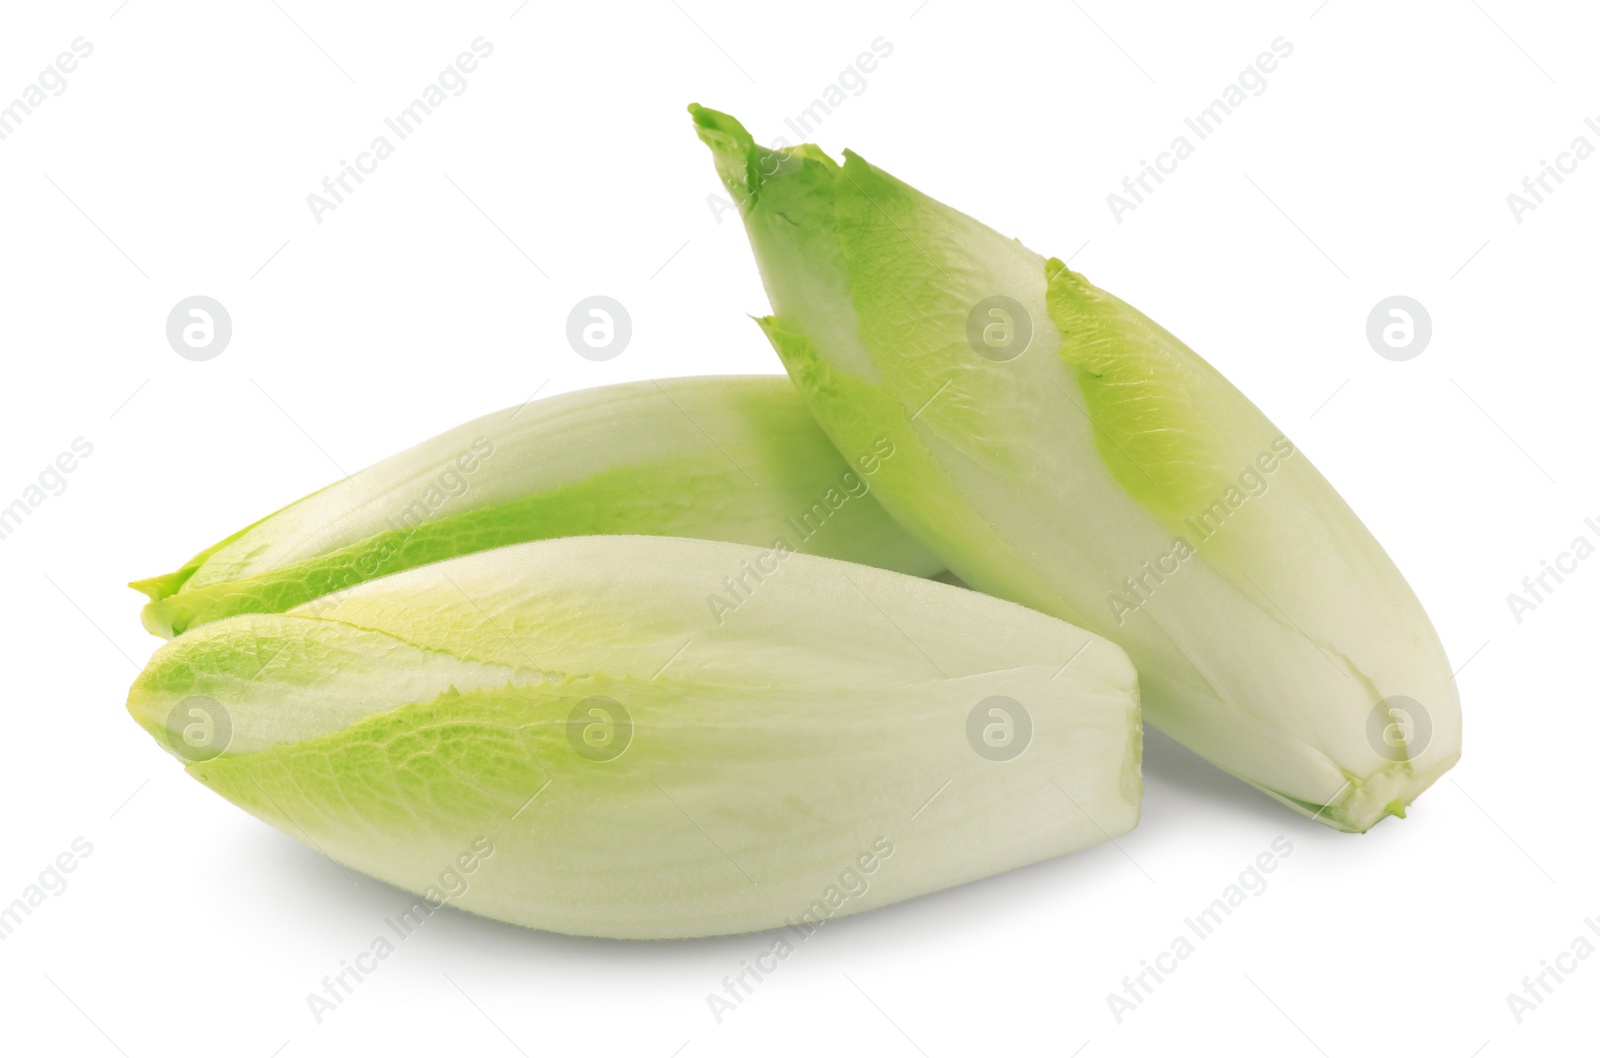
[127,536,1141,940]
[692,105,1460,832]
[133,375,942,637]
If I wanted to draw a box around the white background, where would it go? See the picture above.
[0,1,1594,1055]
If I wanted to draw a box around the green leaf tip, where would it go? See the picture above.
[688,105,841,217]
[689,103,762,207]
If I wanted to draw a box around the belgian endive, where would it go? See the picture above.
[126,535,1141,939]
[691,105,1460,832]
[133,375,942,637]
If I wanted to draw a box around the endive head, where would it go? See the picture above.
[129,375,941,638]
[691,105,1460,832]
[127,535,1141,939]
